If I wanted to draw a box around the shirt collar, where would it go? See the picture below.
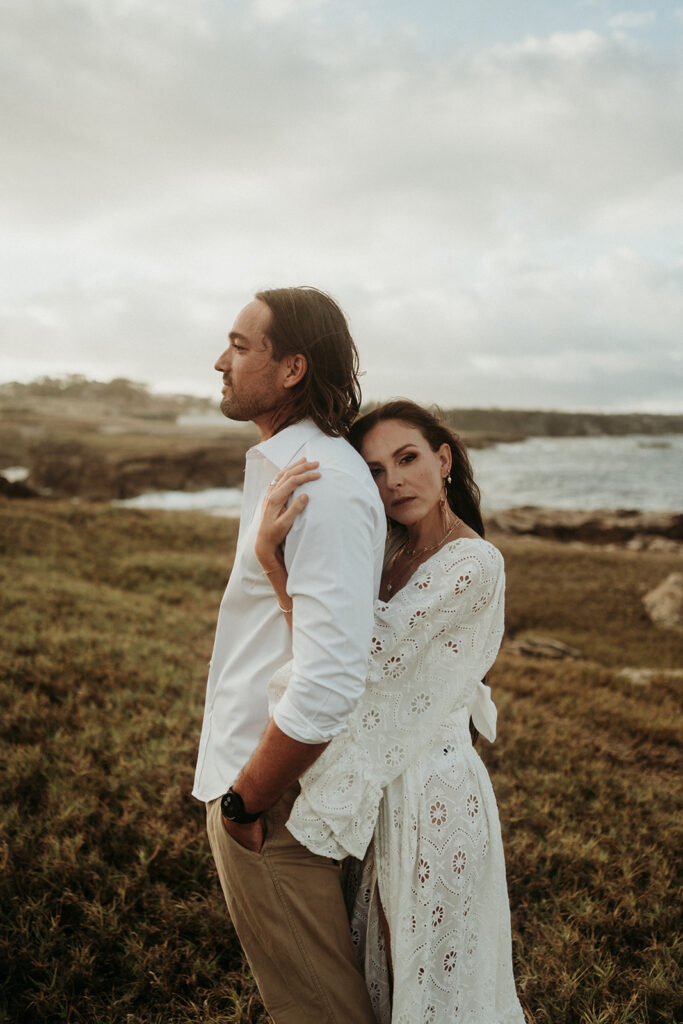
[250,418,325,470]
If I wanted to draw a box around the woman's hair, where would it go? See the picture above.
[255,286,361,437]
[352,400,486,746]
[349,399,485,537]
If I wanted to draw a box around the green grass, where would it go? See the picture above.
[1,501,681,1023]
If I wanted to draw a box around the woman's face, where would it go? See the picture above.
[360,419,451,526]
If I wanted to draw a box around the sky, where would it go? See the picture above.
[1,0,682,412]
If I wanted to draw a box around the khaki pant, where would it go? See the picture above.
[206,784,376,1024]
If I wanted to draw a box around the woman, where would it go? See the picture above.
[256,401,525,1024]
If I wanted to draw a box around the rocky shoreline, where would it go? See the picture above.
[3,377,682,503]
[2,470,680,555]
[485,507,682,550]
[1,381,680,551]
[5,439,249,500]
[0,431,517,501]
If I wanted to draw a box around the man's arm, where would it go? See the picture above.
[236,720,328,810]
[224,467,383,849]
[221,722,327,853]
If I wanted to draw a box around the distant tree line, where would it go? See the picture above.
[1,375,156,403]
[441,407,683,437]
[0,375,213,414]
[2,377,681,435]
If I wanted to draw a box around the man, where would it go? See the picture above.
[193,287,386,1022]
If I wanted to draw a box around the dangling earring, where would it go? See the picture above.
[440,473,451,532]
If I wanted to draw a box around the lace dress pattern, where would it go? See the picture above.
[271,538,526,1023]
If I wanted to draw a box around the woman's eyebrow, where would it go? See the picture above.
[366,444,416,466]
[391,444,417,457]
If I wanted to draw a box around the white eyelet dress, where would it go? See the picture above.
[270,538,526,1024]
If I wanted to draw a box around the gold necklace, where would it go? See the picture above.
[385,517,460,593]
[403,518,460,559]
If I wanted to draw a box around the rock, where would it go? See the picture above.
[617,667,683,685]
[27,440,249,500]
[617,668,654,686]
[0,475,38,498]
[487,507,683,546]
[642,573,683,632]
[626,536,681,554]
[502,635,583,660]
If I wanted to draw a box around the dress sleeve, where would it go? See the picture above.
[286,539,506,859]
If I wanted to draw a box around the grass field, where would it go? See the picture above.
[1,499,681,1023]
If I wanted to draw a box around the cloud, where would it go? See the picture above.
[607,10,656,30]
[492,29,605,59]
[3,7,680,237]
[355,248,683,411]
[250,0,326,24]
[1,1,681,412]
[0,275,234,396]
[6,242,679,412]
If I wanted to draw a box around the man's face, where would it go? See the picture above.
[214,299,286,435]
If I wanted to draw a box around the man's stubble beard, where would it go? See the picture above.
[219,359,288,426]
[220,395,248,421]
[219,388,285,426]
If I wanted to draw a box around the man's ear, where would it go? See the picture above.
[281,353,308,390]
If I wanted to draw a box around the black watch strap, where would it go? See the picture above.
[221,787,261,824]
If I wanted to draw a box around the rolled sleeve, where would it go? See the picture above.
[273,676,360,743]
[273,470,382,744]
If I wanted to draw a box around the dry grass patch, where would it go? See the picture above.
[1,501,681,1023]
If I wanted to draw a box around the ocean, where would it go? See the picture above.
[469,434,682,512]
[115,434,682,516]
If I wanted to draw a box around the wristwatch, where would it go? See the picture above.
[221,786,261,824]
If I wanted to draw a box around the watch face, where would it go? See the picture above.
[221,788,260,824]
[221,790,241,820]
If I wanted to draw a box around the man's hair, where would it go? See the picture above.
[255,286,362,437]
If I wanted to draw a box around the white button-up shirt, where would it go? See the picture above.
[193,419,386,803]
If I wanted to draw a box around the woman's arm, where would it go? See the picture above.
[254,458,321,628]
[286,541,506,859]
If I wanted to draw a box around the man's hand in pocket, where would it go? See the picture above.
[221,815,265,853]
